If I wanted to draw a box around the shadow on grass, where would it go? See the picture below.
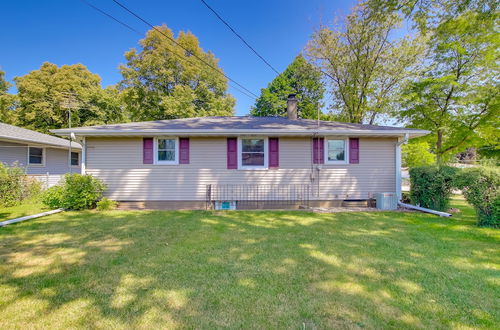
[0,203,498,328]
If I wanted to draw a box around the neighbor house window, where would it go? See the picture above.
[155,138,178,164]
[28,147,44,165]
[239,138,268,169]
[326,139,348,164]
[71,152,79,166]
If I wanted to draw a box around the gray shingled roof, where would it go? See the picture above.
[0,123,81,149]
[52,116,428,137]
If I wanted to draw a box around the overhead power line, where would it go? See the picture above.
[199,0,280,75]
[110,0,259,99]
[198,0,336,82]
[80,0,256,100]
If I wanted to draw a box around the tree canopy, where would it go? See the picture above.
[119,25,235,121]
[14,62,125,133]
[0,70,14,124]
[250,54,324,119]
[306,3,425,124]
[398,11,499,162]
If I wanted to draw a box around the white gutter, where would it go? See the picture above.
[395,133,409,200]
[52,129,429,138]
[398,202,452,217]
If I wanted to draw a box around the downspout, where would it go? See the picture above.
[395,133,409,201]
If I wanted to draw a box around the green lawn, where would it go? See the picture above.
[0,198,498,329]
[0,199,49,221]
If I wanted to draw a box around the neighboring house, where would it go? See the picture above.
[53,96,429,209]
[0,123,81,187]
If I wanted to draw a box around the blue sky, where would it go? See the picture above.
[1,0,357,115]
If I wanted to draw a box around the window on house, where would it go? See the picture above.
[326,139,347,163]
[71,152,79,166]
[240,138,266,167]
[156,138,177,164]
[28,147,44,165]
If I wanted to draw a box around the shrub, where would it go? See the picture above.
[402,142,436,168]
[0,162,42,206]
[41,173,106,210]
[455,167,499,227]
[409,165,458,211]
[41,185,65,209]
[96,197,118,211]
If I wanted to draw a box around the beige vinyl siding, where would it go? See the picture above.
[86,137,396,201]
[0,140,80,175]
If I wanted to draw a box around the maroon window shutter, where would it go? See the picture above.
[179,138,190,164]
[227,138,237,169]
[313,138,324,164]
[349,138,359,164]
[143,138,154,164]
[269,138,279,168]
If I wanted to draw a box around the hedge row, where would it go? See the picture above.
[409,165,499,228]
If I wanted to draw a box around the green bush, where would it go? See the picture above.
[402,142,436,168]
[96,197,118,211]
[409,165,458,211]
[455,167,499,227]
[0,162,42,206]
[41,173,106,210]
[41,185,65,209]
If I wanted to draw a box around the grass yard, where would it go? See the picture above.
[0,198,498,329]
[0,199,48,221]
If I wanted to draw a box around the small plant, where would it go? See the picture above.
[96,197,118,211]
[409,165,458,211]
[455,167,499,228]
[41,173,106,210]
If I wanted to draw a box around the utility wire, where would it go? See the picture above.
[198,0,335,83]
[80,0,256,100]
[199,0,280,75]
[110,0,259,98]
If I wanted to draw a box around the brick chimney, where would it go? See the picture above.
[286,94,298,120]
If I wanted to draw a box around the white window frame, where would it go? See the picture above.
[27,146,45,167]
[238,136,269,170]
[324,137,349,165]
[70,151,80,167]
[154,137,179,165]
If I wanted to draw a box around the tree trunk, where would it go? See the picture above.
[436,130,443,164]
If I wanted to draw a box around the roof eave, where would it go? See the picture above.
[0,136,82,149]
[52,129,430,138]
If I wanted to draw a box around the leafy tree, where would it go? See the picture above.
[14,62,125,133]
[306,3,425,124]
[402,141,436,168]
[365,0,497,32]
[399,11,499,163]
[120,25,235,121]
[250,54,324,119]
[0,70,15,124]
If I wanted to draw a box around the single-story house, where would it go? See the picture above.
[52,96,429,209]
[0,122,81,187]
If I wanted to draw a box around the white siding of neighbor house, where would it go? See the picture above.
[0,140,81,186]
[86,137,396,201]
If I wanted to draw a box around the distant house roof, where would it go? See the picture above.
[52,116,429,138]
[0,123,81,149]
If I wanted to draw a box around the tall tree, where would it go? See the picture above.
[365,0,497,32]
[14,62,125,133]
[307,4,425,124]
[250,54,325,119]
[119,25,235,121]
[399,11,499,163]
[0,70,15,124]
